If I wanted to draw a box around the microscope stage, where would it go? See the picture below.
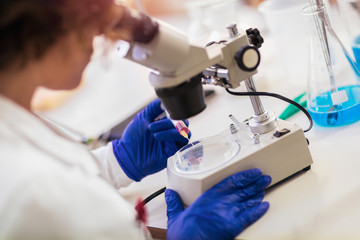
[166,119,313,206]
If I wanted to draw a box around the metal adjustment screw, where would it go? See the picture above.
[226,23,239,38]
[253,133,260,144]
[229,123,238,134]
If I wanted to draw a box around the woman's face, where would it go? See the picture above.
[40,27,97,91]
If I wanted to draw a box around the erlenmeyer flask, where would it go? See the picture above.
[338,0,360,68]
[302,4,360,127]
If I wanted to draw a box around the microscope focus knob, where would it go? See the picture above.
[246,28,264,49]
[234,46,260,72]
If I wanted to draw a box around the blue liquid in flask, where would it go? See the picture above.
[308,85,360,127]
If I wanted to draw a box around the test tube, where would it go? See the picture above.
[164,110,190,140]
[172,120,190,139]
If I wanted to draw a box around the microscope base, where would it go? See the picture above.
[166,119,313,206]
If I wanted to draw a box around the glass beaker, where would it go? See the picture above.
[185,0,243,45]
[302,4,360,127]
[258,0,309,87]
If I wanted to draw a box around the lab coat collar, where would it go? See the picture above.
[0,94,101,177]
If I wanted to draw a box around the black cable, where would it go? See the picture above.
[137,187,166,208]
[135,89,312,208]
[225,88,313,133]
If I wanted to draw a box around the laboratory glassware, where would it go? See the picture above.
[258,0,309,86]
[302,4,360,127]
[338,0,360,67]
[185,0,242,45]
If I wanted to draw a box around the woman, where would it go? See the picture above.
[0,1,271,239]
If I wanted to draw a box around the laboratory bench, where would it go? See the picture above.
[41,10,360,240]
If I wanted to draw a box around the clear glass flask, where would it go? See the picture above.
[338,0,360,68]
[302,4,360,127]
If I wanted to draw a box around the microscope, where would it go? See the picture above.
[116,11,313,205]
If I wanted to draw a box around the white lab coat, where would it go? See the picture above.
[0,95,149,240]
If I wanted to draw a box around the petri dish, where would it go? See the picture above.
[173,134,240,175]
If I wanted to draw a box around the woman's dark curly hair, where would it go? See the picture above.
[0,0,112,70]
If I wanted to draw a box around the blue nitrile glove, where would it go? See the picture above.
[113,99,190,181]
[165,168,271,240]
